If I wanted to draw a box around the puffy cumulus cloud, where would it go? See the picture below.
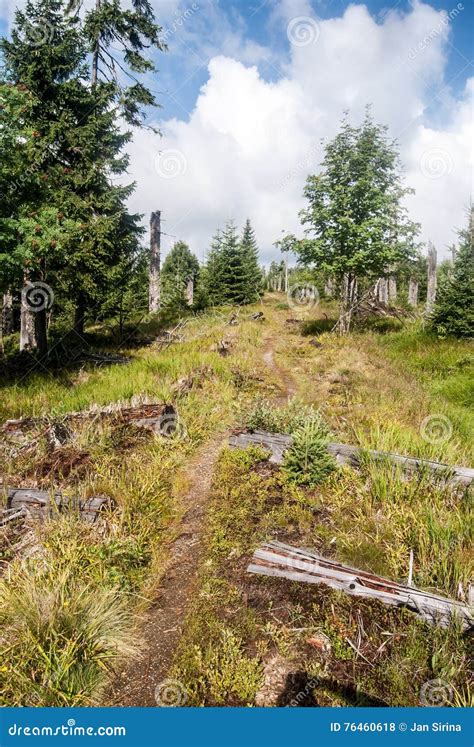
[127,1,472,263]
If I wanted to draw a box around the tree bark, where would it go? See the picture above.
[34,307,48,358]
[20,277,36,352]
[2,291,13,336]
[324,277,334,298]
[377,277,389,305]
[388,276,397,302]
[149,210,161,313]
[426,242,437,315]
[185,277,194,306]
[408,278,418,307]
[336,273,358,334]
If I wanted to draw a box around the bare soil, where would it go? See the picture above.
[109,435,225,706]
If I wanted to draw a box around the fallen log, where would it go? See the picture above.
[154,319,189,351]
[73,351,130,367]
[228,431,473,486]
[1,488,111,524]
[228,431,292,463]
[248,541,474,632]
[1,403,177,437]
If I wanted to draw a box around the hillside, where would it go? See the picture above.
[1,295,472,708]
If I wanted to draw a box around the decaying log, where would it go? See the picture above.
[1,488,111,524]
[327,442,473,486]
[248,541,474,631]
[229,431,292,463]
[154,320,188,351]
[228,431,474,486]
[73,351,130,367]
[1,403,177,438]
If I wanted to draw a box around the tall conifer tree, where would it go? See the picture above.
[430,207,474,338]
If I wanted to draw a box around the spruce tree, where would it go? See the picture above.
[67,0,165,126]
[1,0,145,351]
[204,229,225,306]
[219,221,249,305]
[161,241,200,310]
[240,218,262,302]
[430,208,474,338]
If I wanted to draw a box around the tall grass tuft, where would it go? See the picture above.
[1,567,137,706]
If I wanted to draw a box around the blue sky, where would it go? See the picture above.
[1,1,473,261]
[154,0,473,123]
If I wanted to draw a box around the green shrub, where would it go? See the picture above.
[282,419,337,487]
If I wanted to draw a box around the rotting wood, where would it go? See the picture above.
[154,319,189,351]
[1,403,177,437]
[73,350,130,367]
[228,431,474,486]
[1,488,111,524]
[247,541,474,632]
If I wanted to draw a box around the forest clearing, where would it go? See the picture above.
[1,295,472,708]
[1,0,473,730]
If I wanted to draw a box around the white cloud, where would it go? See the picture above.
[3,0,472,262]
[127,1,473,263]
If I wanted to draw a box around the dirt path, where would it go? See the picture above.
[110,320,295,706]
[263,334,297,402]
[109,434,225,706]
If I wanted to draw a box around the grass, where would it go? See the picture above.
[173,298,472,707]
[1,295,472,707]
[172,446,472,707]
[0,305,268,705]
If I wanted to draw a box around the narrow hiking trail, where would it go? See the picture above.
[110,434,225,706]
[110,310,299,706]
